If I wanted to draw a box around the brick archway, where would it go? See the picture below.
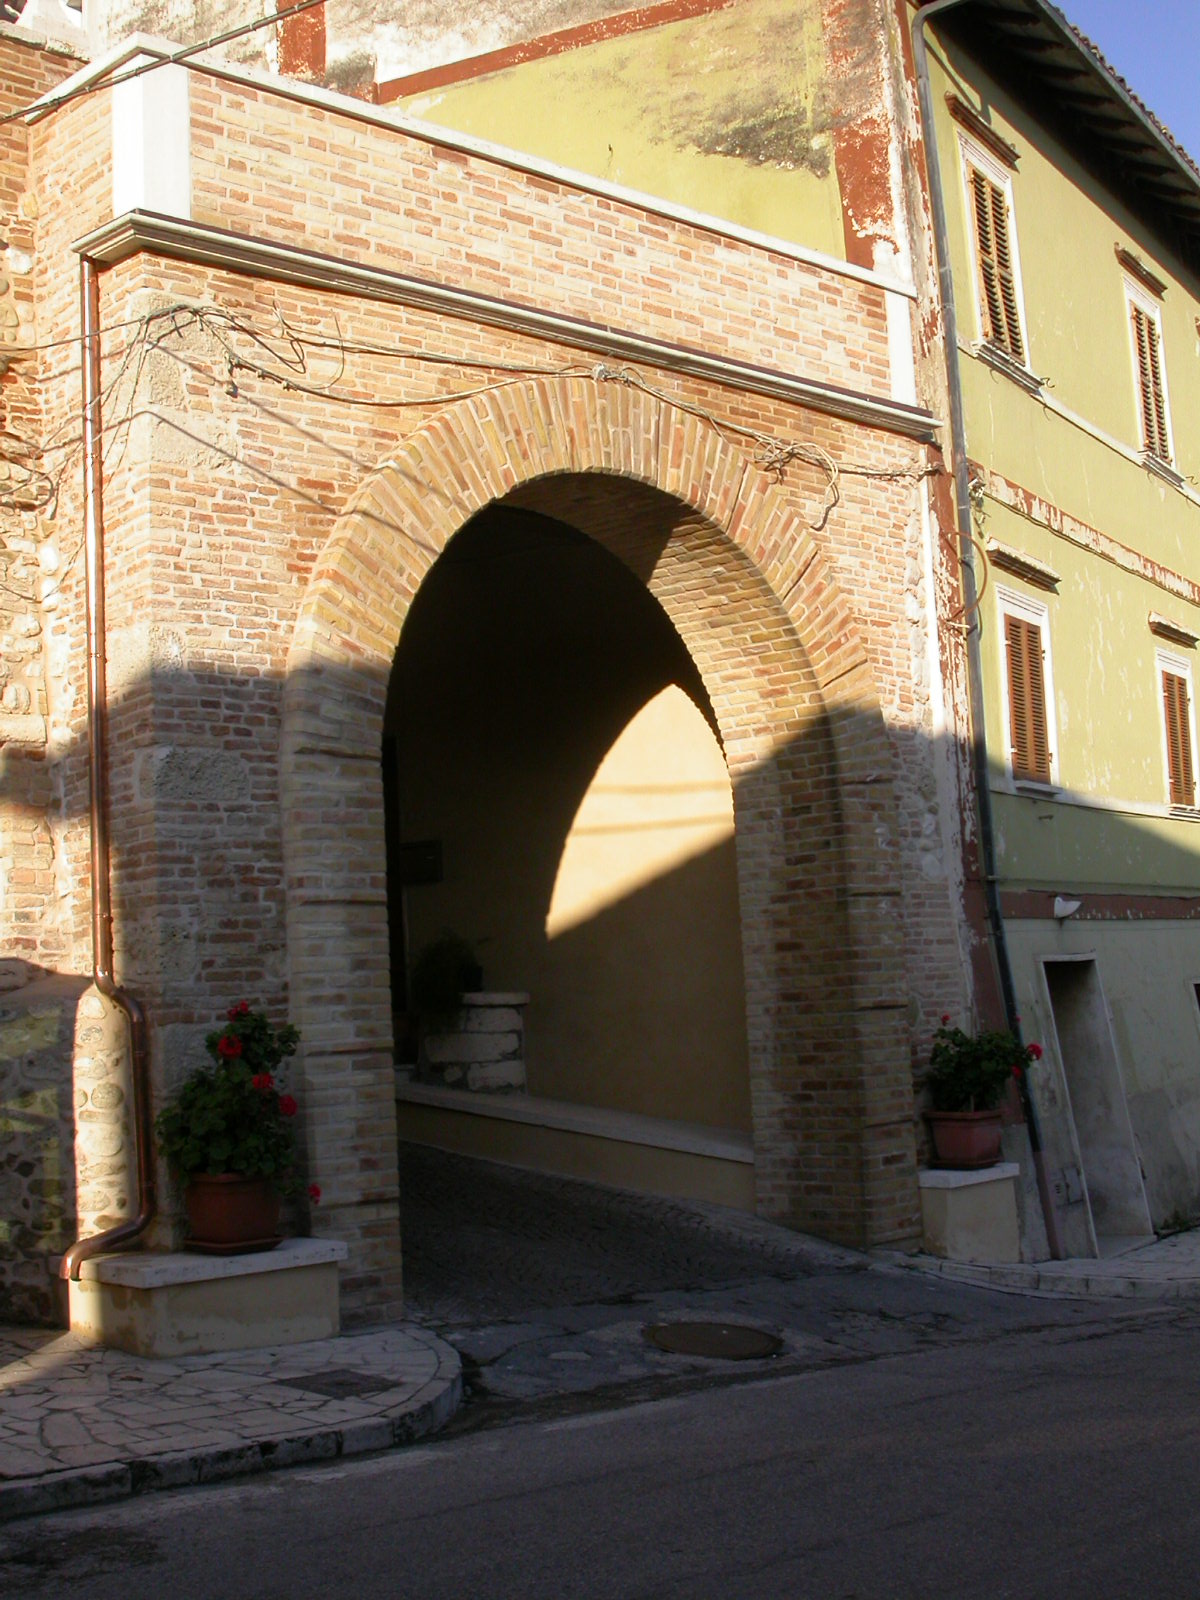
[282,376,918,1322]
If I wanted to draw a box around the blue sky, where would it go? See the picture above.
[1059,1,1200,163]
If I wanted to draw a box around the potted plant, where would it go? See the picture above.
[924,1015,1043,1168]
[409,932,483,1027]
[155,1001,317,1253]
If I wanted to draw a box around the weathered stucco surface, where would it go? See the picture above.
[926,25,1200,1237]
[393,0,846,258]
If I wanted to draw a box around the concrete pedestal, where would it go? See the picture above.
[68,1238,348,1357]
[919,1163,1021,1264]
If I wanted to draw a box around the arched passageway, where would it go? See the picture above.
[383,503,751,1133]
[281,377,918,1321]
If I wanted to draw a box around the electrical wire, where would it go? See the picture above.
[0,0,326,127]
[1,297,942,548]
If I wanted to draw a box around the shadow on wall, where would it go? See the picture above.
[7,503,1200,1319]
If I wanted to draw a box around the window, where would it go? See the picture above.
[960,137,1026,366]
[1158,650,1196,807]
[998,588,1055,786]
[1126,284,1172,463]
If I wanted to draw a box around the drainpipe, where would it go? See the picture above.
[911,0,1064,1258]
[59,257,156,1282]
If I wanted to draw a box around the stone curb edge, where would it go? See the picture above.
[0,1349,462,1525]
[872,1249,1200,1301]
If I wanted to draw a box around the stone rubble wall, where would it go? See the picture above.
[0,967,87,1323]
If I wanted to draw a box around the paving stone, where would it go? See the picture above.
[40,1414,91,1449]
[5,1150,1199,1524]
[0,1445,53,1477]
[48,1445,122,1468]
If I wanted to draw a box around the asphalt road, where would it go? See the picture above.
[5,1301,1200,1599]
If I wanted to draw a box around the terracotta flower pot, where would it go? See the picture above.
[927,1108,1003,1169]
[184,1173,281,1254]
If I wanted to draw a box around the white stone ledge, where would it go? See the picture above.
[77,1237,348,1288]
[396,1078,754,1163]
[919,1163,1020,1191]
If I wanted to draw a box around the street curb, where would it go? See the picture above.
[872,1249,1200,1301]
[0,1335,462,1525]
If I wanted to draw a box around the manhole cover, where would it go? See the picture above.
[273,1368,392,1400]
[644,1322,782,1360]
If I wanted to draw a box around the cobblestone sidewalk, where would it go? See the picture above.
[881,1223,1200,1299]
[7,1148,1200,1526]
[0,1324,460,1523]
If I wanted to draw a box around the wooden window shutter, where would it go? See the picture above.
[971,168,1025,363]
[1005,613,1051,782]
[1131,303,1170,460]
[1162,669,1195,805]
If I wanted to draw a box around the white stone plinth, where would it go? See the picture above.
[68,1238,348,1358]
[919,1163,1021,1264]
[419,991,529,1093]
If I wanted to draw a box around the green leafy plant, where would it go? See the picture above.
[925,1015,1043,1113]
[155,1002,309,1193]
[409,932,483,1023]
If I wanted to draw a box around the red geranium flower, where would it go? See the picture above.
[227,1001,251,1020]
[252,1073,274,1092]
[308,1184,321,1205]
[278,1094,297,1117]
[216,1035,243,1059]
[1012,1063,1023,1079]
[940,1013,951,1025]
[1027,1041,1043,1060]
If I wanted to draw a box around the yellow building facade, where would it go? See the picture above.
[920,0,1200,1254]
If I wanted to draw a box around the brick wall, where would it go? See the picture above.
[0,33,83,977]
[2,41,975,1320]
[187,77,894,403]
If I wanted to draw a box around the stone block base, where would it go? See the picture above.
[919,1164,1021,1264]
[68,1238,348,1357]
[415,992,529,1092]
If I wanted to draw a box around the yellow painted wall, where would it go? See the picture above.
[978,501,1200,808]
[929,29,1200,1236]
[1006,919,1200,1229]
[928,38,1200,888]
[386,505,752,1134]
[930,42,1200,495]
[391,0,847,258]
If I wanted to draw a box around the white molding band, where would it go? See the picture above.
[985,537,1060,589]
[396,1079,755,1164]
[1150,611,1200,648]
[74,211,940,442]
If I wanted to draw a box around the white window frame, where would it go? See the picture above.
[1156,646,1198,809]
[997,584,1059,790]
[958,133,1031,371]
[1124,277,1175,465]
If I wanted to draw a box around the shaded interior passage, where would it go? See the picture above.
[383,504,751,1133]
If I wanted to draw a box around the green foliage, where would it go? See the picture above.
[410,933,482,1022]
[925,1019,1038,1113]
[155,1003,301,1190]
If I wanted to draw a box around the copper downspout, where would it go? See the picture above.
[59,257,155,1281]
